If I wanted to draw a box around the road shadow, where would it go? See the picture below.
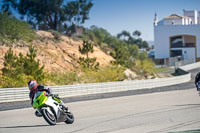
[168,129,200,133]
[0,124,49,129]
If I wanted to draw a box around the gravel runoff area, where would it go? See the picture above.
[0,68,199,111]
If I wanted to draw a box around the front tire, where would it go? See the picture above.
[41,108,56,125]
[64,112,74,124]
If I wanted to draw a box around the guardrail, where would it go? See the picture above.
[1,62,199,103]
[179,62,200,71]
[0,72,192,103]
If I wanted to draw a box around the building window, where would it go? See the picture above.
[185,43,195,47]
[171,20,174,25]
[170,50,182,57]
[171,36,183,48]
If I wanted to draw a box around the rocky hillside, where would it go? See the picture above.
[0,31,114,73]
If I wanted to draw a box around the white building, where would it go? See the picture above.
[154,10,200,63]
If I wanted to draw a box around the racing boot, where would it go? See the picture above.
[35,110,42,117]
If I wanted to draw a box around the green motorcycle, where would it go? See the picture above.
[32,91,74,125]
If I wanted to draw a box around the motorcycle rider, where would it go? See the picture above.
[195,72,200,95]
[28,80,67,117]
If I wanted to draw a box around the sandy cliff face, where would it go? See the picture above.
[0,31,114,73]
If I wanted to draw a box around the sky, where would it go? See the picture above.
[0,0,200,41]
[83,0,200,41]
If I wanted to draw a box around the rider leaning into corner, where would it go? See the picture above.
[28,80,67,117]
[195,72,200,95]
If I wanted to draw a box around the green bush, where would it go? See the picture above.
[80,65,126,83]
[47,71,78,85]
[134,59,155,76]
[0,12,36,45]
[44,65,126,85]
[0,46,45,88]
[0,74,34,88]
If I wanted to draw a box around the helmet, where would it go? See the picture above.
[28,80,38,91]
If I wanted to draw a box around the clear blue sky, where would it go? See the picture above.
[83,0,200,41]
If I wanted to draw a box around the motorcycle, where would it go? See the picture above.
[32,91,74,125]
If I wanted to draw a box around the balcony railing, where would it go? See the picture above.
[171,43,195,48]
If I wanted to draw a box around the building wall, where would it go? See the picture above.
[199,11,200,24]
[183,18,192,25]
[183,10,198,24]
[154,25,200,60]
[163,18,183,25]
[171,47,195,60]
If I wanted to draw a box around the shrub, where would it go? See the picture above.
[44,65,126,85]
[47,71,78,85]
[0,74,34,88]
[134,59,155,76]
[0,12,36,45]
[0,46,45,88]
[80,65,126,83]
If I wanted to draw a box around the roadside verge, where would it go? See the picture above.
[0,62,199,111]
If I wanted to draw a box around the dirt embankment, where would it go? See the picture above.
[0,31,114,73]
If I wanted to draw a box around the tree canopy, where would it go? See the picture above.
[1,0,93,31]
[117,30,149,49]
[79,40,99,69]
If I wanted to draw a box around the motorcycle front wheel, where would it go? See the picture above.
[64,111,74,124]
[41,107,56,125]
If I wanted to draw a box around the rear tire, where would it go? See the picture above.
[64,112,74,124]
[41,108,56,125]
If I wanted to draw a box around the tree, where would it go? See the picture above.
[90,25,111,46]
[1,46,45,83]
[129,45,139,58]
[1,0,16,15]
[2,0,93,31]
[79,40,94,58]
[64,0,93,25]
[111,42,133,67]
[1,48,23,78]
[79,40,99,69]
[141,41,149,48]
[132,30,141,38]
[23,46,45,82]
[117,30,131,41]
[116,30,149,49]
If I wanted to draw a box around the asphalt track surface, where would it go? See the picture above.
[0,68,199,133]
[0,89,200,133]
